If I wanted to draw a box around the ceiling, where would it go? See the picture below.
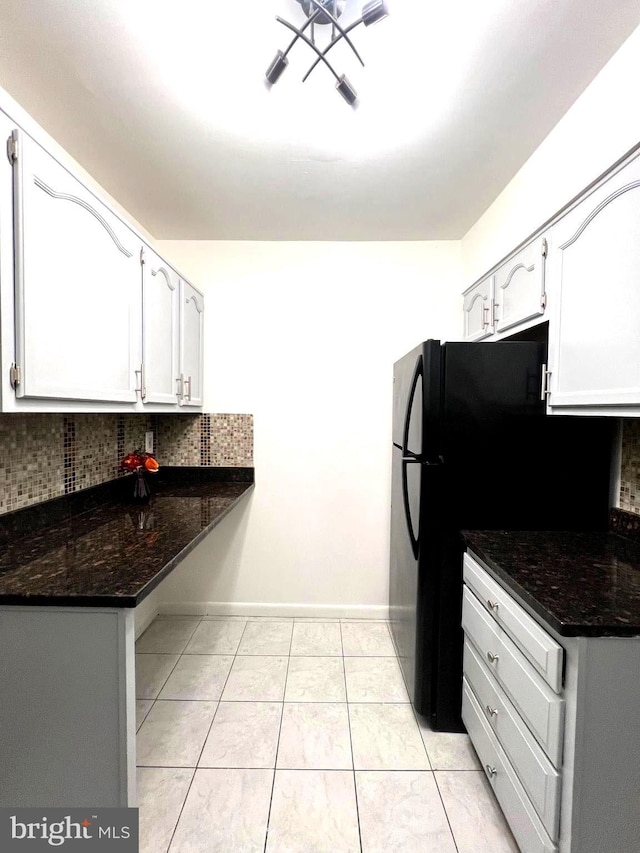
[0,0,639,241]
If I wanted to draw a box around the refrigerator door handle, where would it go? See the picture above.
[402,356,423,460]
[401,456,420,560]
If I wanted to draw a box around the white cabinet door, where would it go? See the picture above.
[495,237,547,334]
[11,130,141,403]
[179,279,204,408]
[548,154,640,409]
[0,115,16,408]
[142,247,180,406]
[463,276,495,341]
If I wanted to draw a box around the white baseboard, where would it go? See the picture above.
[157,601,390,620]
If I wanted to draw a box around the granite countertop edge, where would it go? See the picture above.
[462,530,640,638]
[0,468,254,609]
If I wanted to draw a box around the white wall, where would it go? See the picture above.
[462,23,640,283]
[153,241,462,616]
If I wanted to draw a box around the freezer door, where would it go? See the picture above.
[392,341,442,460]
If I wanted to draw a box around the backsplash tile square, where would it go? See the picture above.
[209,414,253,467]
[156,416,201,466]
[0,415,64,513]
[0,412,253,517]
[620,420,640,515]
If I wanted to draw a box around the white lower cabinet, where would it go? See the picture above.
[463,681,557,853]
[463,551,640,853]
[462,587,564,766]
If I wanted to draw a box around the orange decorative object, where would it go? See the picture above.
[120,450,160,475]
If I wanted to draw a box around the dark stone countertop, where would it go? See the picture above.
[463,529,640,637]
[0,468,254,608]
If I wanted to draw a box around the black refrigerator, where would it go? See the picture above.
[390,339,613,732]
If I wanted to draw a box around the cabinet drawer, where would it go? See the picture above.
[462,587,564,765]
[464,639,561,839]
[464,554,564,693]
[462,679,557,853]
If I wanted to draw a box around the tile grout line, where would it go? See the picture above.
[136,616,203,710]
[393,608,463,853]
[159,617,250,853]
[432,771,462,853]
[135,614,204,852]
[262,621,295,853]
[341,621,364,853]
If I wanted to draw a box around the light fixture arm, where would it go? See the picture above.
[275,16,341,83]
[301,17,362,83]
[305,0,365,67]
[281,8,322,59]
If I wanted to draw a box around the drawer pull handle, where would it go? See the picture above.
[486,705,498,718]
[487,599,499,611]
[487,651,499,664]
[485,764,498,779]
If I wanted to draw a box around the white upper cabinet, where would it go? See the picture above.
[494,236,547,334]
[11,130,141,403]
[463,275,495,341]
[547,153,640,411]
[141,247,180,406]
[179,279,204,408]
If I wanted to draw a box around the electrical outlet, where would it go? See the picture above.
[145,431,154,454]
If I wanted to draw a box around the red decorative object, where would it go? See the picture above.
[120,450,159,502]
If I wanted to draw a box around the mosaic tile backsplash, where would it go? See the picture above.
[620,419,640,515]
[0,413,253,516]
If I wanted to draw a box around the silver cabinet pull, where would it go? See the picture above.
[177,374,184,400]
[487,651,499,664]
[540,363,552,400]
[481,305,490,328]
[486,705,498,718]
[485,764,497,779]
[487,599,499,611]
[185,376,192,401]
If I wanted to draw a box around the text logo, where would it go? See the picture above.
[1,809,138,850]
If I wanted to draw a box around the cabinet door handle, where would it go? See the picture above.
[540,363,552,400]
[482,305,490,328]
[486,705,498,718]
[487,599,499,611]
[487,651,499,664]
[185,376,192,401]
[485,764,498,779]
[177,374,184,400]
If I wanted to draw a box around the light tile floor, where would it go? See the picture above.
[136,615,520,853]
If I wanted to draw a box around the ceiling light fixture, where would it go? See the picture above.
[266,0,389,105]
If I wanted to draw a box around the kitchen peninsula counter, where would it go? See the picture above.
[0,467,253,810]
[463,525,640,637]
[0,467,254,607]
